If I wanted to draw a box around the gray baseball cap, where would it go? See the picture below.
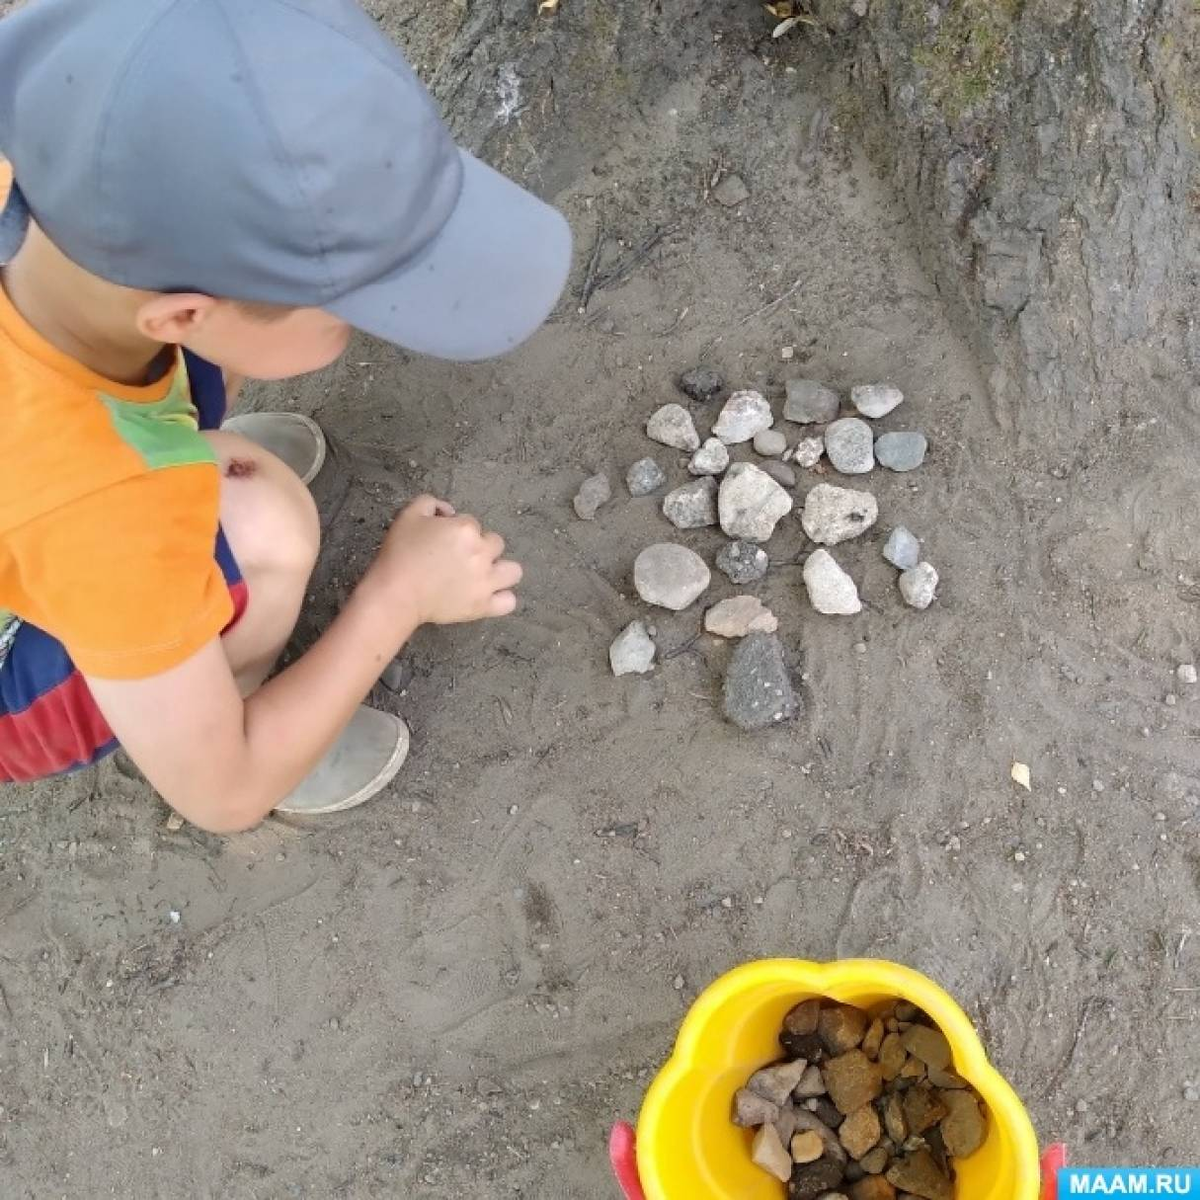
[0,0,572,361]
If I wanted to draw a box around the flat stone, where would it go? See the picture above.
[789,1109,846,1163]
[861,1018,885,1060]
[761,460,797,488]
[899,562,939,610]
[883,527,920,570]
[626,457,667,496]
[677,365,725,403]
[733,1088,781,1128]
[752,1123,794,1183]
[784,999,821,1036]
[663,476,719,529]
[789,1158,846,1200]
[821,1050,883,1115]
[804,550,862,615]
[878,1033,906,1081]
[938,1089,986,1157]
[790,435,825,468]
[714,389,774,444]
[852,384,904,419]
[858,1147,891,1177]
[882,1094,908,1143]
[794,1064,826,1098]
[819,1004,870,1055]
[825,417,875,474]
[749,1059,814,1106]
[848,1179,896,1200]
[717,539,770,584]
[609,621,656,676]
[633,544,711,611]
[573,472,611,519]
[784,379,840,424]
[899,1025,952,1071]
[722,633,798,731]
[713,172,750,207]
[885,1150,952,1200]
[689,436,730,476]
[901,1084,947,1136]
[839,1103,882,1160]
[705,595,779,638]
[875,432,928,472]
[719,462,794,542]
[646,402,700,451]
[802,484,879,546]
[790,1129,824,1164]
[754,428,789,457]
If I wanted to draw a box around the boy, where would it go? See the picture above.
[0,0,572,830]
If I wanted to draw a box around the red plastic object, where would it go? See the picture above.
[610,1123,647,1200]
[1040,1143,1068,1200]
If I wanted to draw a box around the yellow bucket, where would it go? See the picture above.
[633,958,1042,1200]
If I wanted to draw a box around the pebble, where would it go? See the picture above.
[633,544,711,611]
[713,389,773,444]
[784,379,840,424]
[717,540,769,584]
[875,431,928,472]
[899,562,939,610]
[753,428,788,457]
[677,365,724,403]
[609,621,656,676]
[719,462,793,541]
[801,484,879,545]
[381,657,414,692]
[804,550,862,615]
[663,476,718,529]
[713,173,750,207]
[705,595,779,638]
[760,460,797,488]
[823,1050,882,1114]
[722,633,798,731]
[1178,663,1198,685]
[573,472,611,519]
[883,527,921,570]
[626,457,666,496]
[689,437,730,476]
[790,435,825,468]
[824,417,875,474]
[1185,1083,1199,1103]
[851,383,904,419]
[646,402,700,451]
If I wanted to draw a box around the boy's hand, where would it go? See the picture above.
[364,495,523,626]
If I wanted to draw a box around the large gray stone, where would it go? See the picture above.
[633,544,711,611]
[718,462,794,542]
[803,550,862,615]
[875,431,928,472]
[784,379,840,424]
[609,621,656,676]
[662,476,718,529]
[713,390,773,445]
[646,403,700,452]
[801,484,879,545]
[722,633,798,731]
[824,417,875,474]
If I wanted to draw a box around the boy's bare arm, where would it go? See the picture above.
[86,496,521,833]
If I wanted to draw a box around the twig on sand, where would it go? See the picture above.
[582,223,680,310]
[736,275,803,326]
[577,222,607,313]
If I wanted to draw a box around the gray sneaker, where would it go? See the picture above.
[275,707,410,816]
[222,411,326,485]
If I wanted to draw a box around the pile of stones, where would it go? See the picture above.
[576,367,938,730]
[732,997,987,1200]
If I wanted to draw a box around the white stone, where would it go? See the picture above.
[899,561,939,610]
[753,428,788,458]
[824,417,875,474]
[851,383,904,418]
[790,435,824,468]
[1177,663,1197,685]
[689,437,730,476]
[718,462,794,542]
[609,621,656,675]
[801,484,879,545]
[633,544,711,611]
[662,477,718,529]
[713,390,773,445]
[704,596,779,638]
[803,550,862,615]
[646,403,700,451]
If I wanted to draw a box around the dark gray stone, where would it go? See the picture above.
[626,457,667,497]
[677,365,725,403]
[716,540,769,585]
[722,634,799,731]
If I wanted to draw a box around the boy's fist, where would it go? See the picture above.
[367,495,523,627]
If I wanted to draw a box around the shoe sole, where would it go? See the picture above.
[274,715,410,816]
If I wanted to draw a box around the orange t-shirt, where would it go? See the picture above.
[0,165,232,680]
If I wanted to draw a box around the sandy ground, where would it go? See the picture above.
[2,2,1200,1196]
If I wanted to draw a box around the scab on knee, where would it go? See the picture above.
[225,457,259,480]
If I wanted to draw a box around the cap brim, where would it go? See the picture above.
[0,178,31,264]
[329,151,572,362]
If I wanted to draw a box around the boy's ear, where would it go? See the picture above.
[134,293,218,344]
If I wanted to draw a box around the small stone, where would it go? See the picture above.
[717,540,769,584]
[899,1056,927,1080]
[733,1088,781,1127]
[753,1123,795,1183]
[809,1096,845,1130]
[883,527,921,570]
[899,563,939,610]
[573,472,611,519]
[882,1095,908,1144]
[164,812,185,832]
[784,999,822,1036]
[789,1159,846,1200]
[782,1031,827,1063]
[633,544,711,610]
[790,1109,846,1161]
[825,417,875,475]
[784,379,840,424]
[938,1090,985,1157]
[802,484,879,545]
[1178,663,1198,685]
[849,1179,896,1200]
[901,1084,947,1136]
[804,550,862,616]
[689,437,731,476]
[822,1050,883,1114]
[859,1147,890,1176]
[1184,1083,1199,1102]
[861,1019,885,1060]
[626,457,666,496]
[761,460,798,488]
[875,432,928,473]
[794,1064,826,1098]
[839,1103,882,1159]
[790,1129,824,1164]
[609,621,656,676]
[714,389,774,444]
[754,428,789,457]
[819,1004,870,1055]
[852,384,904,419]
[646,403,700,451]
[899,1026,952,1072]
[713,173,751,207]
[926,1067,968,1090]
[381,657,414,692]
[885,1150,952,1200]
[719,462,794,541]
[749,1059,814,1106]
[677,365,724,403]
[705,595,779,638]
[878,1033,906,1081]
[673,974,685,991]
[663,476,719,529]
[723,633,798,731]
[791,435,825,468]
